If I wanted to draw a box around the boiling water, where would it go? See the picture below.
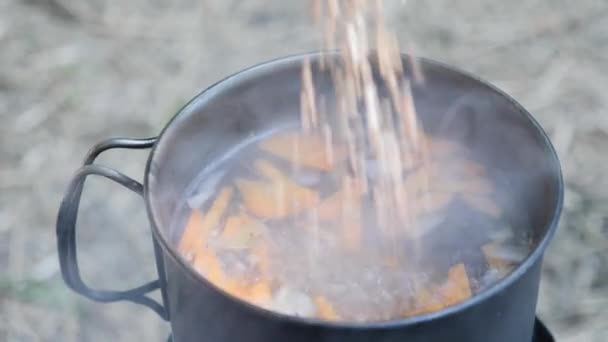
[170,127,534,322]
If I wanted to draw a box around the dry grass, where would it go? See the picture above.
[1,0,607,340]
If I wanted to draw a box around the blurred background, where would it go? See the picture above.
[1,0,607,341]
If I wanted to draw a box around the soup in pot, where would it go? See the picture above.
[171,127,532,322]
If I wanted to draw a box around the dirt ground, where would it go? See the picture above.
[1,0,607,341]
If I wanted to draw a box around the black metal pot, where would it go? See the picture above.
[57,52,563,342]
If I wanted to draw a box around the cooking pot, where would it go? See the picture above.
[57,52,563,342]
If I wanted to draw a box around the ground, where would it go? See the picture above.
[1,0,607,341]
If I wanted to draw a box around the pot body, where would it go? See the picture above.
[57,52,563,342]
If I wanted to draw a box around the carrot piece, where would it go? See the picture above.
[220,212,267,250]
[382,255,400,269]
[254,159,288,182]
[221,215,243,241]
[178,209,207,260]
[258,132,347,171]
[193,249,225,284]
[416,191,455,215]
[317,177,363,221]
[440,263,472,307]
[251,243,271,277]
[407,287,445,316]
[194,248,253,301]
[462,178,494,194]
[315,296,340,320]
[317,190,343,221]
[482,243,513,276]
[255,160,320,203]
[236,161,319,219]
[235,179,284,219]
[236,178,319,219]
[178,187,233,256]
[316,191,362,250]
[341,218,362,251]
[202,187,234,228]
[426,137,465,159]
[432,178,494,195]
[248,281,272,305]
[194,248,245,298]
[400,144,424,171]
[462,194,502,218]
[402,163,435,196]
[460,160,486,177]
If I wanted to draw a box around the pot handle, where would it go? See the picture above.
[56,137,169,321]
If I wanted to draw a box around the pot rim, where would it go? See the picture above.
[143,51,564,329]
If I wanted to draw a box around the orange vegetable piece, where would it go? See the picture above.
[254,159,289,182]
[236,178,319,219]
[236,160,319,219]
[382,255,400,269]
[315,296,340,320]
[460,160,486,177]
[401,151,420,171]
[462,194,502,218]
[235,179,284,219]
[248,281,272,305]
[251,243,271,277]
[317,176,362,250]
[220,212,267,250]
[482,243,513,276]
[193,249,235,292]
[258,131,346,171]
[416,191,455,216]
[179,187,233,257]
[221,215,243,241]
[255,159,321,205]
[439,263,472,307]
[193,248,225,284]
[317,177,363,221]
[402,163,436,197]
[316,190,343,221]
[432,177,494,195]
[178,210,206,260]
[193,248,253,301]
[426,136,465,159]
[341,218,362,251]
[407,287,445,317]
